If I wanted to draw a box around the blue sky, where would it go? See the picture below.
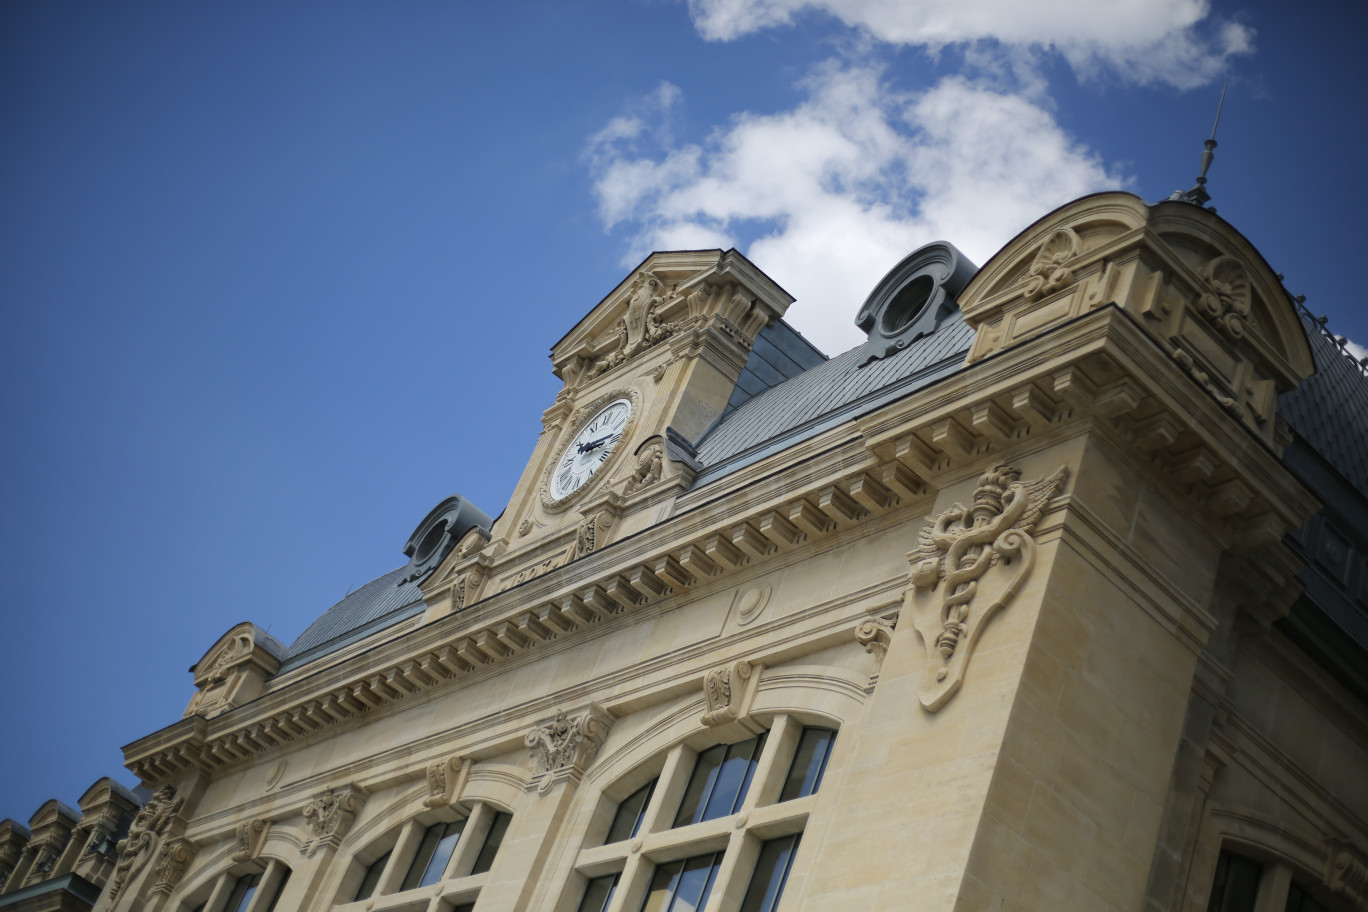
[2,0,1365,820]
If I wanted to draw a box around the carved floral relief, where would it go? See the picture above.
[302,784,366,856]
[905,464,1068,711]
[109,786,182,899]
[1022,228,1080,302]
[524,705,613,792]
[589,270,680,378]
[701,660,753,726]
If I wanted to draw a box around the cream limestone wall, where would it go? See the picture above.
[102,197,1368,912]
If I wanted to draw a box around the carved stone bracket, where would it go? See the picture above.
[574,510,616,560]
[423,756,473,809]
[905,464,1068,711]
[109,786,183,900]
[525,704,614,793]
[302,784,367,856]
[230,819,269,863]
[701,660,762,727]
[150,837,197,897]
[1325,839,1368,909]
[855,616,896,668]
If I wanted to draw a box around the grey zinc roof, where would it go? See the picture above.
[1279,308,1368,498]
[278,567,424,673]
[693,313,975,483]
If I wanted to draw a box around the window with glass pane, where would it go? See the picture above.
[606,780,656,844]
[577,873,620,912]
[641,852,722,912]
[471,812,511,875]
[1284,882,1331,912]
[1207,850,1262,912]
[673,735,767,828]
[354,850,390,902]
[224,873,260,912]
[740,834,802,912]
[778,728,835,802]
[402,820,465,891]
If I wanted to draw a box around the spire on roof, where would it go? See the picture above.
[1169,79,1228,207]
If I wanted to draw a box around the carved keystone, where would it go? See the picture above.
[230,819,269,863]
[150,838,197,896]
[423,756,472,809]
[701,660,760,727]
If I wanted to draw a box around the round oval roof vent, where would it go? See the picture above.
[400,495,493,584]
[855,241,976,365]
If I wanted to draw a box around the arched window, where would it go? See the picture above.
[336,801,512,910]
[570,714,836,912]
[1207,848,1347,912]
[182,859,291,912]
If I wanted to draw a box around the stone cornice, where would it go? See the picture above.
[123,303,1318,787]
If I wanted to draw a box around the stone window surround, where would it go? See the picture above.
[182,857,291,912]
[1205,843,1355,912]
[331,800,513,912]
[569,713,826,912]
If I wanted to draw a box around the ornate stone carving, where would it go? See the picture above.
[1022,227,1080,302]
[1198,255,1251,340]
[525,705,613,792]
[185,623,285,719]
[855,616,895,667]
[625,444,664,494]
[1326,840,1368,907]
[701,660,753,726]
[1172,347,1241,417]
[423,756,471,809]
[905,464,1069,711]
[230,819,268,863]
[302,784,366,856]
[150,838,196,896]
[574,511,614,559]
[109,786,182,900]
[589,270,679,378]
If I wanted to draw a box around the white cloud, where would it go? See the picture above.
[686,0,1252,89]
[1346,338,1368,365]
[588,66,1123,353]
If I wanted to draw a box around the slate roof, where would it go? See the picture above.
[278,567,425,673]
[1279,308,1368,498]
[720,320,828,417]
[692,313,975,483]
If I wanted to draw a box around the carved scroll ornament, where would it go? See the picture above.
[109,786,183,899]
[150,838,197,896]
[589,270,679,378]
[424,756,471,809]
[701,661,753,726]
[905,464,1068,712]
[1198,256,1251,341]
[302,784,366,856]
[624,443,664,494]
[525,705,613,792]
[230,819,269,863]
[855,617,895,668]
[1326,839,1368,907]
[1022,228,1080,302]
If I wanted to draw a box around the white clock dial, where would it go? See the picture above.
[550,398,632,501]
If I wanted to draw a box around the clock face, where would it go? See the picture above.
[550,398,632,501]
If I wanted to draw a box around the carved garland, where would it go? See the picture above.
[905,464,1068,711]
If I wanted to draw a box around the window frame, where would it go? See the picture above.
[567,713,834,912]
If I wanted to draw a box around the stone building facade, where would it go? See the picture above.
[4,191,1367,912]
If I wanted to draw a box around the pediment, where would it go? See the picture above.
[957,191,1314,447]
[550,249,795,386]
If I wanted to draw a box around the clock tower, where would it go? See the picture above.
[418,249,796,620]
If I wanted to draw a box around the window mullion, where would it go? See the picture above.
[203,872,237,912]
[745,716,799,811]
[379,820,424,896]
[701,829,757,912]
[1253,862,1293,912]
[242,860,282,912]
[641,745,693,836]
[607,850,655,912]
[448,803,493,879]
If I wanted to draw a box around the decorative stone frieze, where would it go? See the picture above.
[230,818,269,863]
[150,837,197,896]
[525,704,613,792]
[302,784,366,856]
[701,661,755,727]
[905,464,1069,712]
[109,786,182,900]
[1326,840,1368,908]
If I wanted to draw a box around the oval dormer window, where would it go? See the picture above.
[881,275,935,335]
[412,519,449,565]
